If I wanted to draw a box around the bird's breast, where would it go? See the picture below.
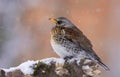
[50,26,88,59]
[50,38,72,58]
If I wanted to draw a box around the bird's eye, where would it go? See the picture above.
[57,21,63,24]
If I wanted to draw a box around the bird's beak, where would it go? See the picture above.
[49,18,57,23]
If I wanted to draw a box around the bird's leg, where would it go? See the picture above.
[64,56,74,62]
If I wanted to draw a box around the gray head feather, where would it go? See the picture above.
[56,17,74,27]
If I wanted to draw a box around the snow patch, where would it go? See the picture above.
[3,60,38,75]
[18,60,38,74]
[68,58,81,65]
[40,57,65,65]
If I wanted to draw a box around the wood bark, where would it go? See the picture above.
[0,58,100,77]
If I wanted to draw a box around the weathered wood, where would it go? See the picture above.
[0,58,101,77]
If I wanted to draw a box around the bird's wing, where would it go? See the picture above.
[63,26,93,52]
[63,26,101,60]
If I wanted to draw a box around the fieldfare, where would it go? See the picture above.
[49,17,109,71]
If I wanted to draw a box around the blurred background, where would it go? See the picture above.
[0,0,120,77]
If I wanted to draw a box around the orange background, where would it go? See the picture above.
[0,0,120,77]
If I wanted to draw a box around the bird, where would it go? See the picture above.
[49,17,109,71]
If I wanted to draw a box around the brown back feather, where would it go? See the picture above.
[63,26,93,52]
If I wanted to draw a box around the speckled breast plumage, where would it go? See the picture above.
[50,26,86,58]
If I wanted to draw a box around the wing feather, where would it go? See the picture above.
[63,26,93,52]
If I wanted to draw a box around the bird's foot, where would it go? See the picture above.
[64,56,74,62]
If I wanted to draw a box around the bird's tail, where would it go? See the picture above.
[89,51,110,71]
[97,60,110,71]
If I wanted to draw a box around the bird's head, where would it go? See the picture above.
[49,17,74,27]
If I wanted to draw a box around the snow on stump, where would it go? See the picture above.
[0,57,101,77]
